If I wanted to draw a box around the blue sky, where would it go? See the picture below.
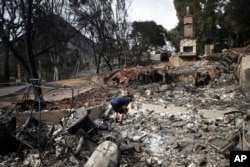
[128,0,178,30]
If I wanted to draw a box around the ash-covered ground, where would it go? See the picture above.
[1,52,250,167]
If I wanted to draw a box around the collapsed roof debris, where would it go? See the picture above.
[1,49,250,166]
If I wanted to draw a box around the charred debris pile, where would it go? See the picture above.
[1,50,250,166]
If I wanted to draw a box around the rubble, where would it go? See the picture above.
[16,117,55,150]
[65,107,97,134]
[84,141,120,167]
[1,50,250,166]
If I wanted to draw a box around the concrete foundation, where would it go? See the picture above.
[13,104,106,127]
[167,68,197,85]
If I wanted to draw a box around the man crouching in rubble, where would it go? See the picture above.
[111,96,132,124]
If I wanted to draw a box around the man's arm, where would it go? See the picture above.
[122,105,128,114]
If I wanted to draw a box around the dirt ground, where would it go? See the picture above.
[0,76,104,110]
[0,63,164,111]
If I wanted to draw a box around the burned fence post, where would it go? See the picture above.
[30,79,46,110]
[16,79,46,111]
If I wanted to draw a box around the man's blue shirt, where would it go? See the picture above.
[111,96,130,106]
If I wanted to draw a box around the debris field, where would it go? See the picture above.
[1,50,250,167]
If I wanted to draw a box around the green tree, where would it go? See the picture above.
[129,21,167,58]
[226,0,250,47]
[130,21,166,48]
[168,23,182,52]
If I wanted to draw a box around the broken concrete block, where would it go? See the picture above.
[67,107,97,134]
[194,132,202,139]
[69,155,80,166]
[84,141,120,167]
[87,104,106,120]
[188,163,197,167]
[103,104,113,118]
[120,142,142,153]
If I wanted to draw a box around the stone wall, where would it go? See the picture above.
[167,68,197,85]
[169,55,196,67]
[180,39,197,54]
[240,55,250,98]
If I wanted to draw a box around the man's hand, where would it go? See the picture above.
[124,107,128,114]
